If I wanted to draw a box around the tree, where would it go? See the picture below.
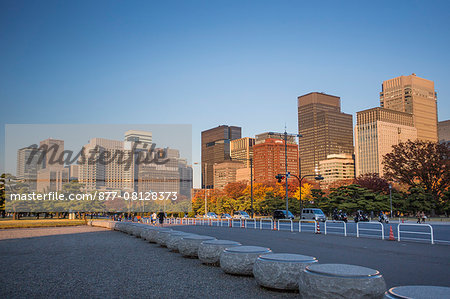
[355,173,390,194]
[383,140,449,201]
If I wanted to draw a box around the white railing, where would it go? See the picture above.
[277,219,293,232]
[260,218,274,230]
[299,220,317,233]
[398,223,434,244]
[324,220,347,236]
[245,218,257,229]
[357,222,384,240]
[231,218,243,228]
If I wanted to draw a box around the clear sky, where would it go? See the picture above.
[1,0,449,187]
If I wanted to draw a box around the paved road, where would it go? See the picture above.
[173,225,450,288]
[206,219,450,244]
[0,226,293,299]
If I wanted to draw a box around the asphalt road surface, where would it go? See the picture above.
[1,224,449,299]
[0,226,294,299]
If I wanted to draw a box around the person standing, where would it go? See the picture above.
[157,211,165,226]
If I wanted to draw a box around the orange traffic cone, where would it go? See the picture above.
[273,221,277,230]
[316,222,321,234]
[229,219,232,227]
[389,225,395,241]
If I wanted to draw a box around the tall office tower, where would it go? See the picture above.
[318,154,355,187]
[438,120,450,144]
[297,92,354,176]
[213,161,244,189]
[230,137,255,167]
[253,138,299,183]
[355,107,417,177]
[178,159,193,199]
[78,138,134,192]
[36,138,69,192]
[380,73,438,142]
[201,125,241,189]
[38,138,65,169]
[137,148,181,195]
[16,147,43,191]
[230,137,255,183]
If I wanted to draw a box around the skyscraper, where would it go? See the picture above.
[201,125,241,189]
[355,107,417,176]
[380,73,438,142]
[36,138,69,192]
[253,138,299,183]
[297,92,354,176]
[16,147,43,191]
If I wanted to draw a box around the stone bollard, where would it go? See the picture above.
[178,235,216,258]
[384,286,450,299]
[198,240,241,266]
[253,253,318,291]
[220,246,272,276]
[298,264,386,298]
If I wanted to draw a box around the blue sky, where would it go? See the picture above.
[1,0,449,187]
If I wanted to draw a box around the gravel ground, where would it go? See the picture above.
[0,226,295,299]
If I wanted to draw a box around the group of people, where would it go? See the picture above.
[112,212,167,225]
[416,211,427,223]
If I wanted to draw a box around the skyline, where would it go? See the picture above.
[1,1,450,188]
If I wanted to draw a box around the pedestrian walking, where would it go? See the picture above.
[421,211,426,223]
[416,211,421,224]
[157,211,165,226]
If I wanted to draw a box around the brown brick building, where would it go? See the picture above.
[253,138,299,183]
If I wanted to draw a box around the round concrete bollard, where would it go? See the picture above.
[198,240,242,266]
[178,235,216,258]
[166,232,197,252]
[384,286,450,299]
[131,225,146,237]
[155,230,180,247]
[253,253,318,291]
[220,246,272,276]
[298,264,386,299]
[146,227,172,243]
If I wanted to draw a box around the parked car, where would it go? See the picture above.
[301,208,326,222]
[205,212,218,219]
[273,210,295,220]
[220,213,232,219]
[233,211,250,219]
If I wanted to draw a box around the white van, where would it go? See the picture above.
[301,208,326,222]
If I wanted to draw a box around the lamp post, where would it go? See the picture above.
[389,184,392,218]
[291,174,324,217]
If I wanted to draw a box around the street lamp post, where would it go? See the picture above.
[389,184,392,218]
[291,174,324,217]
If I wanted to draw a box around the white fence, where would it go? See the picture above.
[356,222,384,240]
[299,220,317,233]
[149,217,440,245]
[325,220,347,236]
[277,219,293,232]
[398,223,434,244]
